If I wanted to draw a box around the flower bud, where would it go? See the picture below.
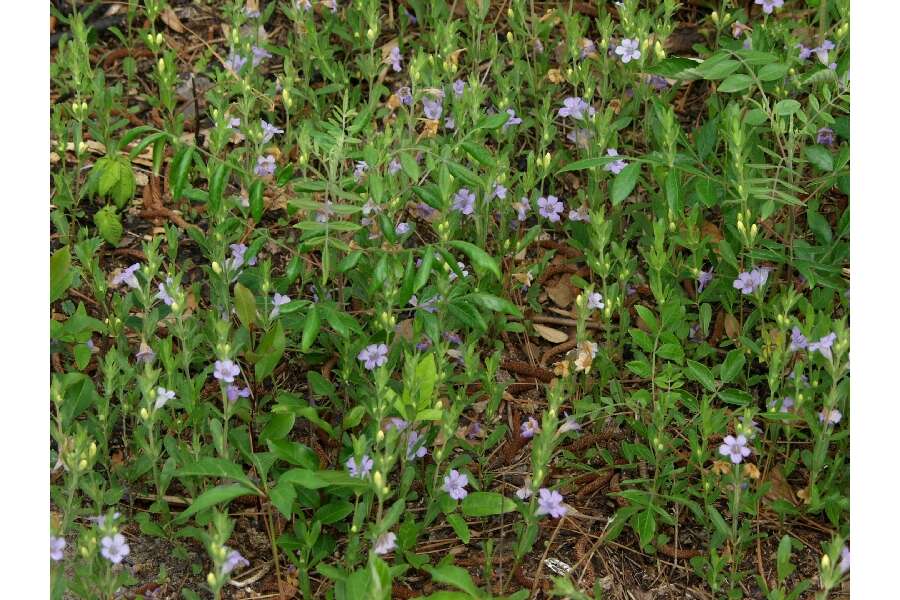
[158,58,165,73]
[212,261,222,274]
[710,11,719,24]
[373,471,384,488]
[140,407,150,420]
[78,458,88,471]
[207,572,217,587]
[89,442,97,458]
[366,28,376,42]
[155,33,163,46]
[506,31,513,43]
[821,554,830,569]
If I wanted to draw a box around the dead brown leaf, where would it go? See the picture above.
[533,324,569,344]
[546,278,573,308]
[160,8,185,33]
[724,313,741,339]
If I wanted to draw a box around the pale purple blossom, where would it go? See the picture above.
[395,222,411,235]
[373,532,397,555]
[213,360,240,383]
[358,343,389,370]
[155,278,175,305]
[260,119,283,144]
[443,469,469,500]
[346,455,373,478]
[768,396,794,413]
[409,294,440,313]
[797,44,813,60]
[270,293,290,318]
[580,39,597,59]
[227,243,256,271]
[520,416,539,439]
[558,97,595,120]
[789,327,808,352]
[251,45,272,67]
[819,408,842,425]
[227,116,241,129]
[90,512,121,529]
[50,536,66,562]
[100,534,130,564]
[354,160,369,181]
[516,485,532,500]
[452,79,465,97]
[566,128,594,148]
[452,188,476,215]
[226,385,251,403]
[491,183,508,200]
[415,202,436,219]
[316,200,335,223]
[423,96,443,120]
[444,331,463,345]
[444,116,455,130]
[388,47,402,72]
[614,38,641,63]
[814,40,834,64]
[386,418,408,432]
[808,332,837,360]
[154,386,176,410]
[224,52,247,73]
[406,430,428,460]
[536,488,567,518]
[718,434,751,464]
[587,292,604,310]
[733,268,768,294]
[603,148,628,174]
[448,261,469,281]
[503,108,522,131]
[569,205,590,222]
[839,546,850,574]
[559,413,581,434]
[113,263,141,289]
[135,341,156,364]
[388,159,402,175]
[514,197,530,222]
[646,75,669,91]
[537,195,564,222]
[222,549,250,574]
[697,270,713,293]
[755,0,784,15]
[817,127,835,146]
[255,154,276,176]
[397,86,413,106]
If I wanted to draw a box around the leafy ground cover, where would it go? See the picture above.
[49,0,850,598]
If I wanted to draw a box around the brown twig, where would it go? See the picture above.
[541,339,577,367]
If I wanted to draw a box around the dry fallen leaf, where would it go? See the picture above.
[724,313,741,339]
[702,221,724,243]
[533,323,569,344]
[763,465,798,506]
[546,278,573,308]
[160,8,185,33]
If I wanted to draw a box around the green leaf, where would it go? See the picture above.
[94,205,123,245]
[259,412,295,443]
[177,457,256,488]
[773,99,801,116]
[804,145,834,172]
[634,509,656,549]
[558,156,611,174]
[424,564,481,597]
[174,483,257,523]
[279,468,369,491]
[708,506,731,538]
[719,349,746,383]
[686,360,717,392]
[254,320,285,382]
[718,388,753,406]
[315,500,354,524]
[269,479,296,518]
[447,513,470,544]
[777,535,796,582]
[448,240,501,281]
[300,305,321,352]
[465,293,522,318]
[249,178,264,221]
[461,492,516,517]
[758,63,790,82]
[268,439,319,469]
[233,282,257,328]
[717,74,752,93]
[50,247,73,303]
[475,111,510,131]
[459,141,494,167]
[610,162,640,205]
[446,162,482,189]
[168,146,194,201]
[415,354,437,407]
[208,162,229,215]
[696,58,741,80]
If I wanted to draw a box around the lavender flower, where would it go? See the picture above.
[226,385,251,403]
[558,97,595,121]
[155,278,174,306]
[50,536,66,562]
[520,416,539,439]
[91,512,121,529]
[718,434,751,464]
[154,386,176,410]
[443,469,469,500]
[388,158,402,175]
[566,128,594,148]
[423,96,443,120]
[491,183,508,200]
[397,86,413,106]
[697,270,713,293]
[251,45,272,67]
[814,40,835,64]
[797,44,813,60]
[614,38,641,63]
[358,343,389,370]
[260,120,283,144]
[388,47,402,72]
[270,293,290,318]
[415,202,436,219]
[444,331,463,345]
[112,263,141,289]
[536,488,567,518]
[213,360,240,383]
[227,243,256,271]
[516,485,532,500]
[444,116,456,130]
[135,341,156,364]
[733,268,768,295]
[224,52,247,73]
[568,205,590,222]
[603,148,628,174]
[222,549,250,574]
[373,532,397,555]
[386,418,408,432]
[255,154,276,176]
[559,413,581,434]
[503,108,523,131]
[452,79,465,97]
[768,396,795,413]
[647,74,669,91]
[587,292,605,310]
[227,116,241,129]
[448,261,469,281]
[839,546,850,574]
[346,455,374,478]
[452,188,476,215]
[755,0,784,15]
[409,294,439,313]
[295,0,312,11]
[316,200,335,223]
[395,222,411,235]
[808,332,837,359]
[100,534,130,564]
[789,327,808,352]
[406,430,428,460]
[819,408,842,425]
[514,197,530,222]
[580,38,597,59]
[817,127,835,146]
[537,195,564,222]
[354,160,369,181]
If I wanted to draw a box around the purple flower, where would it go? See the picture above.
[566,128,594,148]
[797,44,813,60]
[406,430,428,460]
[388,47,402,72]
[444,331,463,345]
[135,341,156,364]
[491,183,508,200]
[100,533,130,564]
[559,413,581,434]
[397,86,413,106]
[808,332,837,359]
[346,455,374,478]
[388,159,402,175]
[789,327,808,352]
[260,120,283,144]
[755,0,784,15]
[415,202,436,219]
[503,108,522,131]
[537,195,564,222]
[587,292,604,310]
[155,278,175,306]
[718,434,751,464]
[395,222,411,235]
[112,263,141,289]
[227,242,256,271]
[817,127,835,146]
[516,485,532,500]
[614,38,641,63]
[358,343,389,370]
[733,268,768,295]
[316,200,335,223]
[295,0,312,11]
[568,205,590,222]
[251,45,272,67]
[90,512,121,529]
[213,360,240,383]
[222,549,250,574]
[580,38,597,59]
[452,188,476,215]
[646,74,669,91]
[452,79,465,97]
[558,97,595,121]
[814,40,834,64]
[386,418,408,432]
[423,96,443,120]
[697,270,713,293]
[50,536,66,562]
[768,396,794,413]
[444,116,456,130]
[270,293,290,318]
[409,294,440,313]
[154,386,176,410]
[226,385,251,403]
[255,154,276,176]
[443,469,469,500]
[603,148,628,174]
[227,116,241,129]
[224,52,247,73]
[373,532,397,555]
[514,197,530,222]
[520,416,539,439]
[448,261,469,281]
[819,408,842,425]
[839,546,850,574]
[536,488,567,518]
[354,160,369,181]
